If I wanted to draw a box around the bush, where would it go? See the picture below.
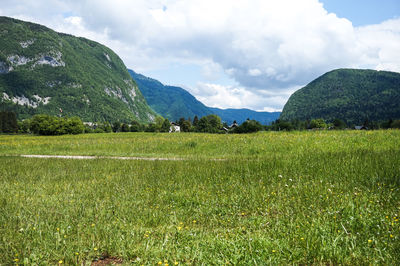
[29,114,84,135]
[0,111,18,133]
[130,120,143,132]
[161,118,170,132]
[195,115,222,133]
[391,120,400,129]
[233,120,263,133]
[309,119,327,129]
[121,123,130,132]
[333,118,347,129]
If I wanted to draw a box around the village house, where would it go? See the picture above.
[169,122,180,133]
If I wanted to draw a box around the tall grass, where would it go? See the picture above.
[0,131,399,264]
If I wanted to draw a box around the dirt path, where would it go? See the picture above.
[19,154,185,161]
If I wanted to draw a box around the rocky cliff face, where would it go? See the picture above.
[0,16,155,123]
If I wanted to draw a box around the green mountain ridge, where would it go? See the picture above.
[280,69,400,124]
[0,16,156,123]
[129,69,280,124]
[128,69,213,120]
[208,107,280,125]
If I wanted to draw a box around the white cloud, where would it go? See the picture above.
[1,0,399,111]
[191,82,296,111]
[355,19,400,72]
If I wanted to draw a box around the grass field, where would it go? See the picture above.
[1,131,399,264]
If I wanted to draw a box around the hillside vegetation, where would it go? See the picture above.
[0,16,155,123]
[280,69,400,124]
[129,70,212,120]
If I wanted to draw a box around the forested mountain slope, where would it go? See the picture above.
[280,69,400,124]
[0,16,155,122]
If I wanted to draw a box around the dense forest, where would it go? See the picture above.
[280,69,400,124]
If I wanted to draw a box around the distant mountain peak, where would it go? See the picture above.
[129,69,281,124]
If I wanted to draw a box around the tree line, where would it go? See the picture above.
[1,111,400,135]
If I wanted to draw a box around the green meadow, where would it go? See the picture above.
[0,131,399,265]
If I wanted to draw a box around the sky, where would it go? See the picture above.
[0,0,399,112]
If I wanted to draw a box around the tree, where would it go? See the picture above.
[130,120,142,132]
[391,120,400,129]
[309,119,327,129]
[29,114,84,135]
[145,123,157,132]
[193,115,199,127]
[0,111,18,133]
[121,123,130,132]
[233,120,263,133]
[18,119,31,133]
[267,119,294,131]
[102,122,112,133]
[196,114,222,133]
[161,118,171,132]
[333,118,346,129]
[181,120,192,132]
[178,117,186,127]
[112,121,121,132]
[154,116,165,132]
[64,117,84,134]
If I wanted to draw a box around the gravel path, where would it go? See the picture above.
[19,154,185,161]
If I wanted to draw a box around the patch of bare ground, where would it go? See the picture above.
[91,255,123,265]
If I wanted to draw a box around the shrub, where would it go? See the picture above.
[233,120,263,133]
[0,111,18,133]
[309,119,327,129]
[195,114,222,133]
[29,114,84,135]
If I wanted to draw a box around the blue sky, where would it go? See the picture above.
[321,0,399,26]
[0,0,399,111]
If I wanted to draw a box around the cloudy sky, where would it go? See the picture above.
[1,0,399,111]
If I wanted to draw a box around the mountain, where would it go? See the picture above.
[208,107,280,125]
[0,16,155,123]
[129,69,280,124]
[280,69,400,124]
[128,69,212,120]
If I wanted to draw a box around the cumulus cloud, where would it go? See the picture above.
[190,83,295,112]
[1,0,399,110]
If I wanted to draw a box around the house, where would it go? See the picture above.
[223,121,239,132]
[354,126,368,130]
[230,121,238,128]
[169,122,180,133]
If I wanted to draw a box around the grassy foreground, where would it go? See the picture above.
[0,131,399,264]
